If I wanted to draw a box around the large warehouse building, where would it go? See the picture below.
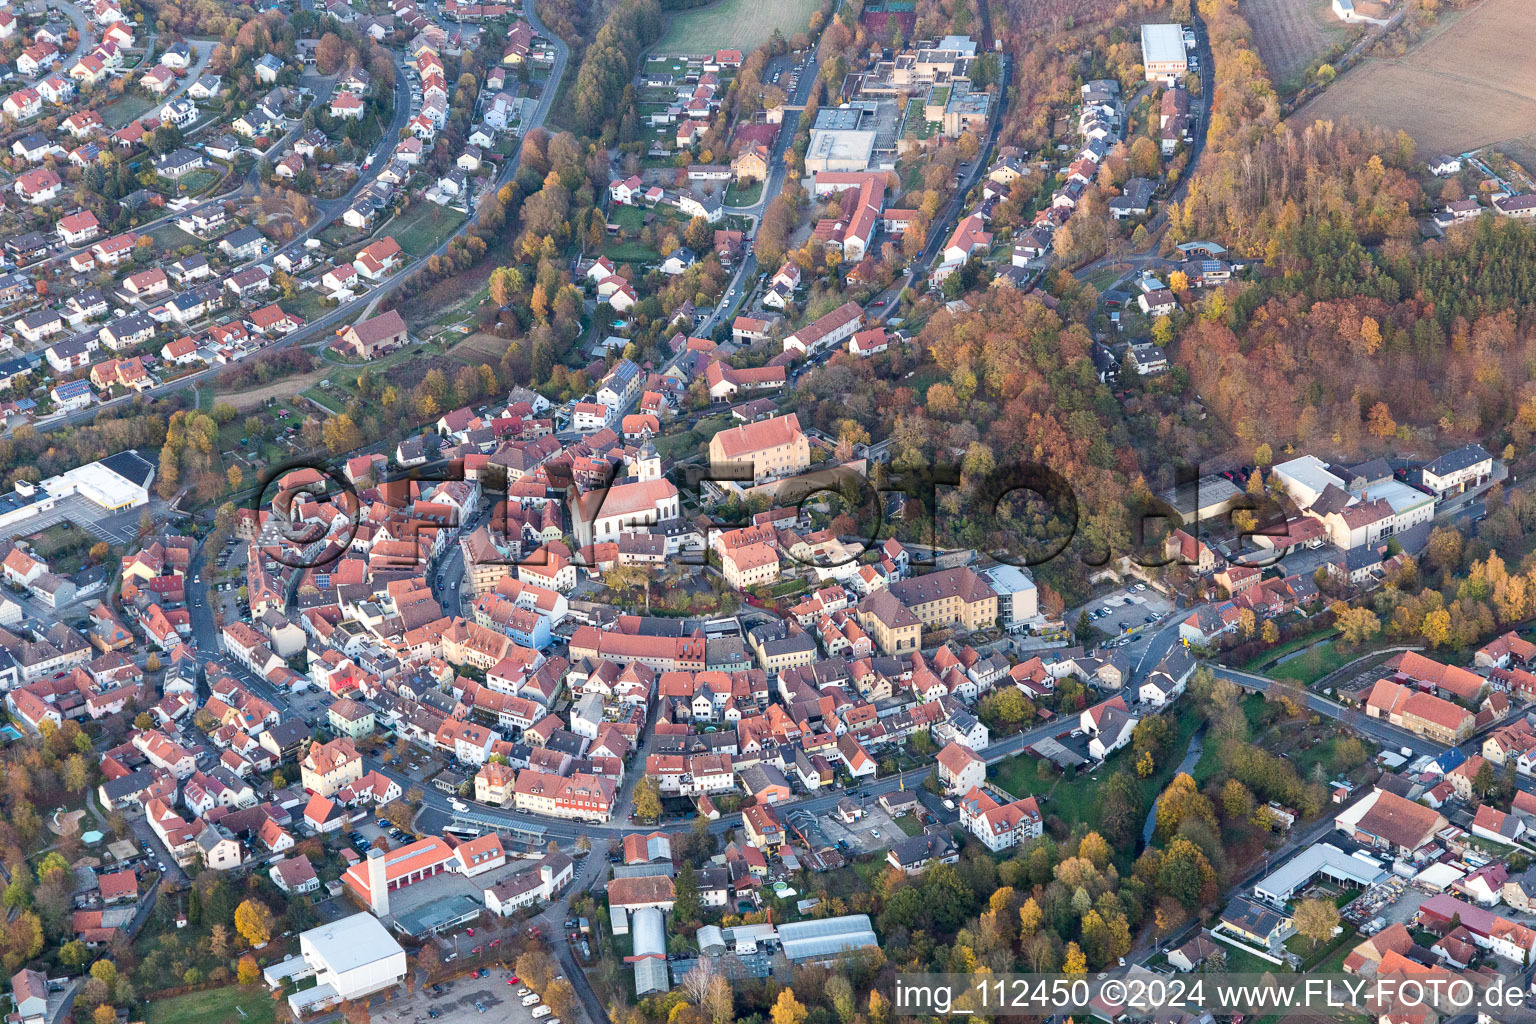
[42,451,156,510]
[1252,843,1387,905]
[777,914,879,963]
[805,129,877,173]
[0,450,155,534]
[280,913,407,1017]
[1140,23,1188,83]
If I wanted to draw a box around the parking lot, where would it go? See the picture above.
[17,493,144,545]
[288,690,334,729]
[817,805,904,854]
[349,814,420,849]
[380,971,538,1024]
[388,748,454,785]
[1078,585,1175,640]
[208,537,249,624]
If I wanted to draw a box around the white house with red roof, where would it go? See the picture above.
[453,833,506,876]
[352,236,403,280]
[330,92,365,119]
[3,88,40,120]
[959,786,1043,851]
[932,213,992,284]
[302,792,346,833]
[936,740,986,795]
[609,175,642,205]
[848,327,889,357]
[57,209,100,245]
[14,167,61,204]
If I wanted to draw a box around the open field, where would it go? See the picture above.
[218,361,334,413]
[102,92,156,128]
[1247,0,1358,92]
[148,223,201,251]
[392,203,467,258]
[448,330,511,365]
[1296,0,1536,155]
[145,987,278,1024]
[654,0,819,54]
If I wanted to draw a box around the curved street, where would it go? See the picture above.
[31,0,569,437]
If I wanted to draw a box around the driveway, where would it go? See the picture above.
[126,814,189,886]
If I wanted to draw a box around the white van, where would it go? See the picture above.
[532,1007,553,1019]
[521,995,541,1007]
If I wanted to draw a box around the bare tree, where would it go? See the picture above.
[679,959,717,1005]
[704,973,734,1024]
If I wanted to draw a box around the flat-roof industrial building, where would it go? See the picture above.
[1141,23,1188,82]
[0,449,156,533]
[43,451,156,511]
[805,129,877,173]
[266,912,407,1018]
[1252,843,1387,905]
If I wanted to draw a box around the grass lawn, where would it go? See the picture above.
[177,168,222,195]
[302,386,344,413]
[103,92,156,128]
[1241,628,1339,671]
[609,205,647,231]
[1287,923,1358,971]
[988,703,1201,844]
[895,813,925,837]
[1084,264,1127,293]
[319,221,373,248]
[725,180,762,206]
[285,287,334,323]
[148,223,202,251]
[604,240,660,263]
[1267,638,1358,685]
[24,522,96,571]
[392,203,467,258]
[1216,942,1281,973]
[901,98,939,141]
[655,412,733,459]
[1291,733,1376,782]
[654,0,819,54]
[904,364,945,399]
[145,987,278,1024]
